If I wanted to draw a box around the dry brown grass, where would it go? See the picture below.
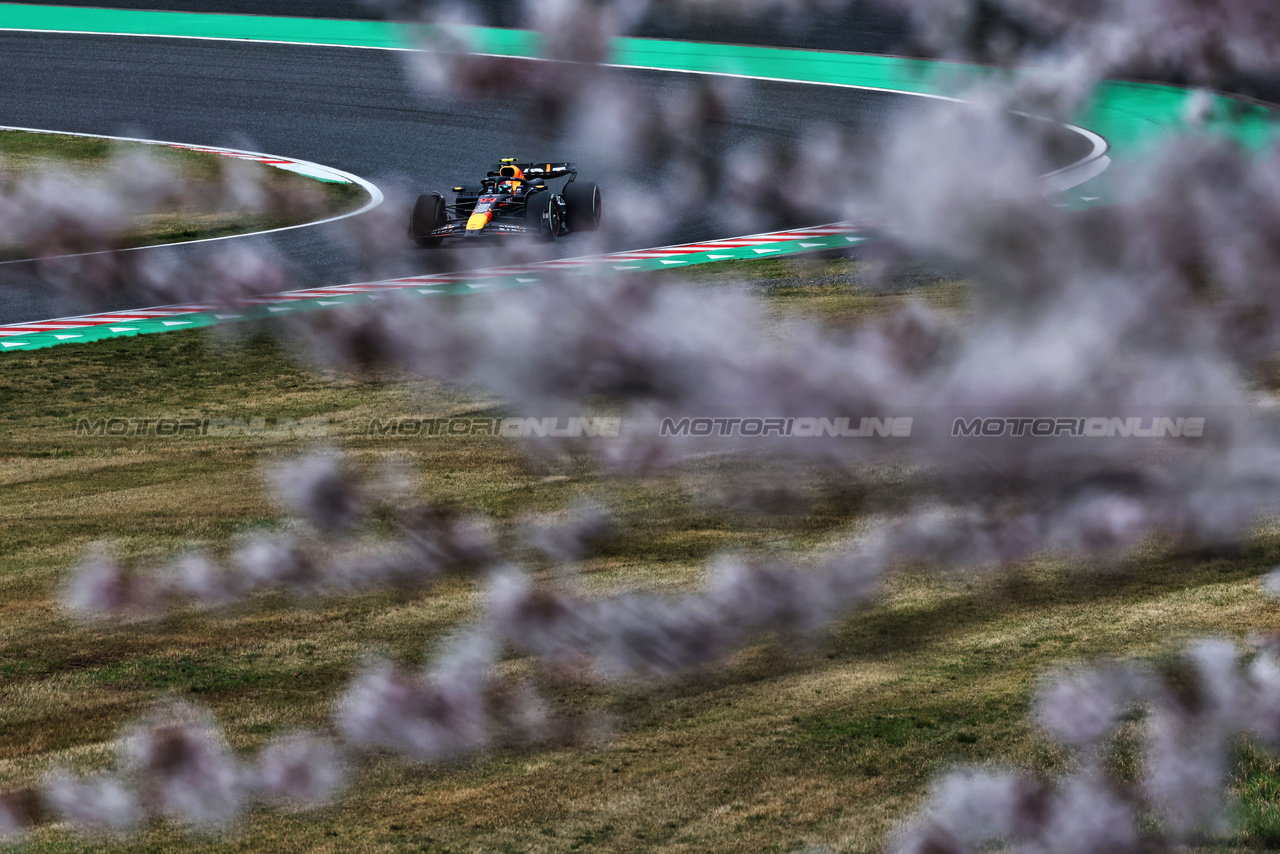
[0,129,366,259]
[0,266,1277,852]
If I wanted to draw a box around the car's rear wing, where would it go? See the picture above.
[487,161,577,181]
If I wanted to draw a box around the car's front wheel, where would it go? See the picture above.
[410,192,447,247]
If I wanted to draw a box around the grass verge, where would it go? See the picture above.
[0,262,1276,852]
[0,129,367,260]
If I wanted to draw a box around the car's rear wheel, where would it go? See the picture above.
[410,192,447,247]
[525,191,560,242]
[564,181,602,232]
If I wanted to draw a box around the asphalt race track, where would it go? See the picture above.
[0,29,1090,325]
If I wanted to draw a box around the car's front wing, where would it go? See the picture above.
[429,219,536,241]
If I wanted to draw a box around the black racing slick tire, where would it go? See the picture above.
[410,192,447,247]
[564,181,602,232]
[524,191,560,242]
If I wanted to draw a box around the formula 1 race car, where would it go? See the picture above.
[409,159,602,247]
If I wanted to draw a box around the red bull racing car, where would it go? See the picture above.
[409,159,602,247]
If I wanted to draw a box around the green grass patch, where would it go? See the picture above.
[1231,743,1280,848]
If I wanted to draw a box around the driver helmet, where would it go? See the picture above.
[497,165,524,195]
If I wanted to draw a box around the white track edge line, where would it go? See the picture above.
[0,123,385,266]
